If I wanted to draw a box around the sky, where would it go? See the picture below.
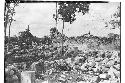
[6,2,120,37]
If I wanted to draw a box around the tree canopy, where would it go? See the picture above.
[58,2,90,24]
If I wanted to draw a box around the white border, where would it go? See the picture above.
[0,0,124,83]
[0,0,5,83]
[121,1,125,83]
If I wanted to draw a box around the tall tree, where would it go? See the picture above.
[4,1,19,51]
[57,2,90,56]
[4,2,19,39]
[57,2,90,37]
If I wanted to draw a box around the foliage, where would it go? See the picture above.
[58,2,90,24]
[4,2,19,28]
[41,36,52,45]
[4,2,19,39]
[106,6,120,29]
[50,27,59,39]
[18,30,34,48]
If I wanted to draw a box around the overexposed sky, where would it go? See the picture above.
[6,2,120,37]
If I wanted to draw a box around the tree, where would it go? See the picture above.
[42,36,52,45]
[57,2,90,55]
[4,2,19,38]
[4,1,20,52]
[50,27,59,39]
[58,2,90,24]
[109,6,120,29]
[18,28,34,49]
[105,5,120,29]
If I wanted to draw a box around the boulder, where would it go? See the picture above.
[108,66,120,79]
[99,80,110,83]
[9,69,15,75]
[99,74,108,79]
